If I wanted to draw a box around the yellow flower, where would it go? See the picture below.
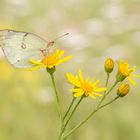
[66,70,106,99]
[29,49,72,70]
[116,60,140,86]
[104,58,114,73]
[117,83,130,97]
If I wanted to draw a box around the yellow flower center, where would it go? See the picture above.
[41,55,58,66]
[81,81,93,94]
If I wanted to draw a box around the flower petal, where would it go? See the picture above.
[29,59,42,65]
[93,92,103,96]
[73,91,84,97]
[92,80,100,86]
[71,88,83,93]
[58,50,64,58]
[56,55,72,65]
[127,77,136,86]
[66,73,80,87]
[94,88,107,92]
[78,69,84,82]
[131,74,140,78]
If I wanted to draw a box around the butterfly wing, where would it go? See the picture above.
[0,29,47,68]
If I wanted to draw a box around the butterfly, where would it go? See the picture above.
[0,29,68,68]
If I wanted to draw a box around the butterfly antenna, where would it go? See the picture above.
[47,33,69,47]
[53,33,69,42]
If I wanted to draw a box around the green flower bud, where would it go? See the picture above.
[104,58,114,73]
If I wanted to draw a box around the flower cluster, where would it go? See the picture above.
[27,47,139,140]
[0,27,139,140]
[105,58,140,97]
[29,47,139,99]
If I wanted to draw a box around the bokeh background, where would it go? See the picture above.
[0,0,140,140]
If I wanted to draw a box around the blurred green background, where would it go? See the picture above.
[0,0,140,140]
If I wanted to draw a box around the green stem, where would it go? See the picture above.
[59,96,84,140]
[106,73,110,87]
[50,73,62,121]
[60,97,76,140]
[63,96,119,139]
[97,80,118,108]
[105,81,118,97]
[63,97,76,121]
[98,73,110,107]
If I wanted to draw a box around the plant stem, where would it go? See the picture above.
[105,81,118,97]
[60,97,76,140]
[50,73,62,121]
[59,96,84,140]
[97,80,118,108]
[106,73,110,87]
[98,73,110,107]
[63,97,76,121]
[63,96,119,139]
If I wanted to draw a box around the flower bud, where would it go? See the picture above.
[117,83,130,97]
[104,58,114,73]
